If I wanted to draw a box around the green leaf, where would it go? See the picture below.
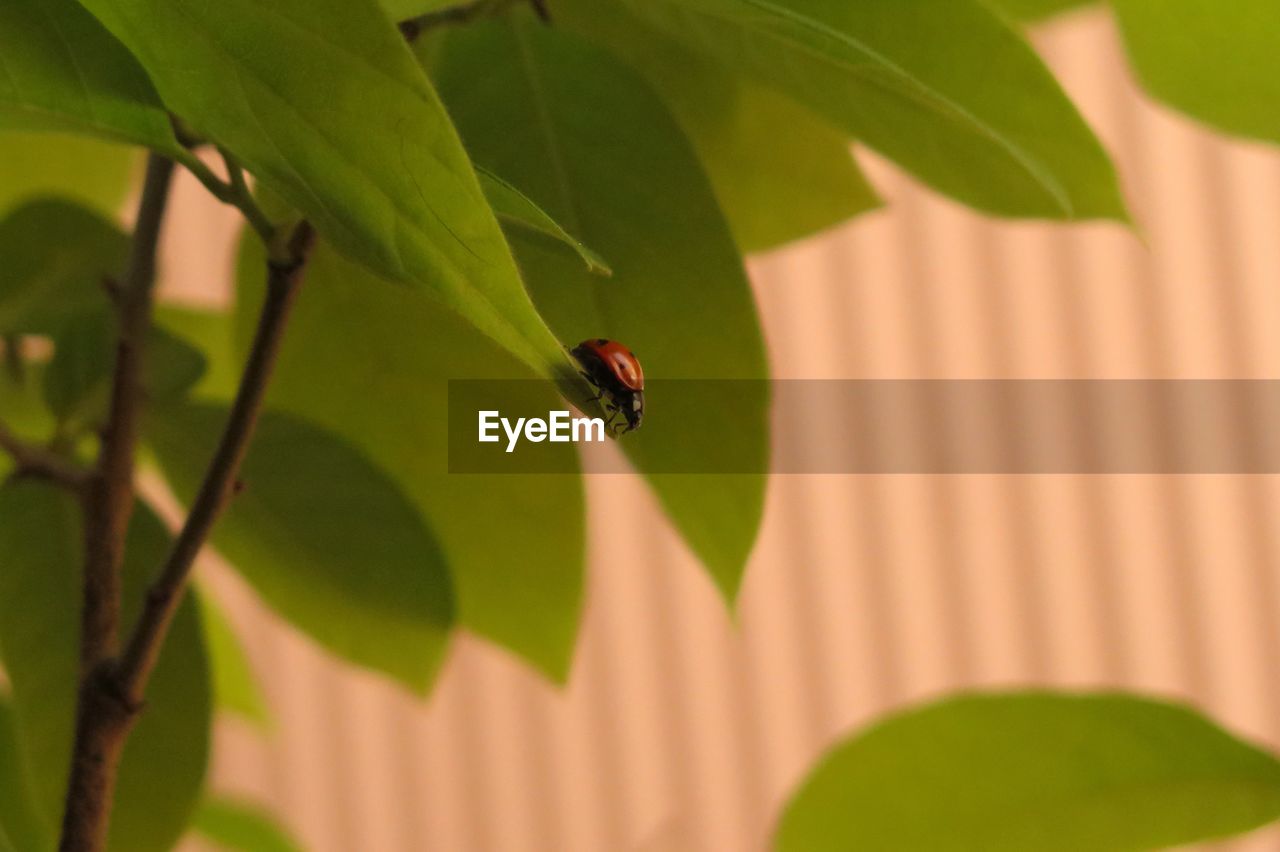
[0,199,129,336]
[777,691,1280,852]
[986,0,1094,23]
[195,590,270,727]
[380,0,454,20]
[234,237,585,681]
[1111,0,1280,145]
[43,312,207,429]
[149,402,456,692]
[0,0,179,152]
[192,798,301,852]
[0,698,48,852]
[153,305,241,401]
[0,367,54,483]
[613,0,1126,220]
[0,133,135,218]
[431,18,769,597]
[556,0,880,251]
[478,168,612,276]
[0,485,211,852]
[76,0,574,380]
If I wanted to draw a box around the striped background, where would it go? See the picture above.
[165,9,1280,850]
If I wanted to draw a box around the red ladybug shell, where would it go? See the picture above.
[576,339,644,392]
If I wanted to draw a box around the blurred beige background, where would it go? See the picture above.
[166,8,1280,851]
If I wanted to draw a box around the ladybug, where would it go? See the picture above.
[571,338,645,434]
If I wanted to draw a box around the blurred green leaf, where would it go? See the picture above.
[43,313,207,430]
[777,692,1280,851]
[0,199,128,336]
[192,798,301,852]
[987,0,1094,22]
[614,0,1126,221]
[149,403,456,692]
[0,485,211,852]
[432,18,768,597]
[0,367,53,483]
[235,238,585,681]
[556,0,880,251]
[0,133,135,219]
[1111,0,1280,145]
[154,305,240,401]
[479,168,612,276]
[195,591,270,728]
[0,699,48,852]
[191,799,299,852]
[77,0,575,381]
[0,0,179,152]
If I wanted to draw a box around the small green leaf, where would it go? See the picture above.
[557,0,880,251]
[0,485,211,852]
[149,403,456,692]
[0,367,54,483]
[478,168,612,276]
[986,0,1095,23]
[191,798,302,852]
[76,0,574,380]
[614,0,1126,220]
[0,698,48,852]
[234,238,585,682]
[0,199,129,336]
[0,133,136,219]
[0,0,179,152]
[153,305,240,401]
[777,691,1280,852]
[1111,0,1280,145]
[195,590,270,728]
[43,313,207,430]
[432,18,769,597]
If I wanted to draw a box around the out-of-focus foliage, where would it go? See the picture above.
[191,798,301,852]
[778,692,1280,851]
[196,592,271,728]
[0,488,210,852]
[235,238,585,681]
[150,403,456,693]
[0,134,134,218]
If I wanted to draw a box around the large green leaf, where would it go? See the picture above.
[987,0,1094,22]
[75,0,574,380]
[0,0,179,152]
[149,402,456,692]
[0,366,53,483]
[1111,0,1280,145]
[0,199,129,336]
[191,798,301,852]
[556,0,880,252]
[0,133,135,218]
[777,692,1280,851]
[0,485,211,852]
[614,0,1126,220]
[235,238,585,681]
[430,18,769,597]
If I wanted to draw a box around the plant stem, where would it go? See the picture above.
[176,150,277,247]
[0,421,90,490]
[59,152,175,852]
[117,220,315,702]
[56,218,315,852]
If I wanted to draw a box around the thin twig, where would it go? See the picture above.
[0,420,89,490]
[176,150,277,247]
[118,219,316,702]
[59,152,175,852]
[398,0,538,40]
